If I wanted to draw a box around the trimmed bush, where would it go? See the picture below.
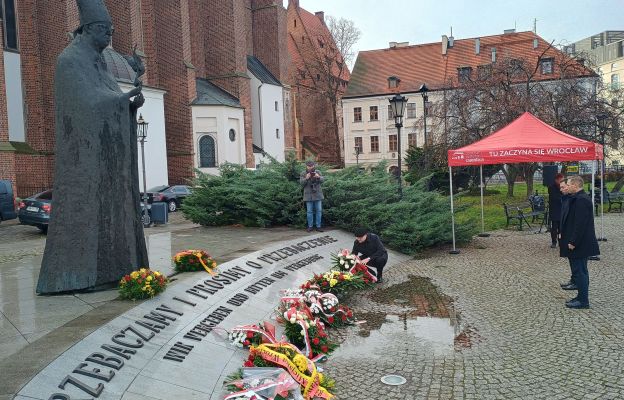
[182,160,475,254]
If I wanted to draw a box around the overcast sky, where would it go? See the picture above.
[293,0,622,54]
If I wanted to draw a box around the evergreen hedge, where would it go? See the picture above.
[182,159,475,254]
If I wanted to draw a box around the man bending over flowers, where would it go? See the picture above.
[352,227,388,283]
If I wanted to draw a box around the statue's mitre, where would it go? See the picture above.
[76,0,112,27]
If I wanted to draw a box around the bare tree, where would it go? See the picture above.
[423,42,623,197]
[296,15,361,164]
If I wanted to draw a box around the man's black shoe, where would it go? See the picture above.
[306,227,313,232]
[550,243,557,248]
[561,283,578,290]
[565,300,589,309]
[315,227,324,232]
[376,278,384,284]
[565,297,578,305]
[560,281,573,288]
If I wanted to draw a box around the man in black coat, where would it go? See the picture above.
[548,173,564,248]
[559,176,600,309]
[352,227,388,283]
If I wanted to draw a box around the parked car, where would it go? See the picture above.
[0,180,18,223]
[140,185,192,212]
[18,189,52,233]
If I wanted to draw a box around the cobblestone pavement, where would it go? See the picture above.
[325,214,624,399]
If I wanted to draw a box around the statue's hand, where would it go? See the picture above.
[125,81,143,99]
[124,44,146,78]
[131,93,145,109]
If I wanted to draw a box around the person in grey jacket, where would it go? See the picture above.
[300,161,324,232]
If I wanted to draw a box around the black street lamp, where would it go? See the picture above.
[137,114,150,227]
[389,92,408,196]
[596,113,609,242]
[417,83,430,169]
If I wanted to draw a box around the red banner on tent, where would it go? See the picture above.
[448,113,603,166]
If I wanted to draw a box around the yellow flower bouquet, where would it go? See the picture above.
[173,249,218,275]
[119,268,168,300]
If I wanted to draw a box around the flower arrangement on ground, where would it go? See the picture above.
[280,289,355,328]
[228,321,277,349]
[173,249,218,275]
[237,343,335,399]
[223,368,302,400]
[278,305,337,359]
[330,249,361,271]
[118,268,168,300]
[300,270,368,295]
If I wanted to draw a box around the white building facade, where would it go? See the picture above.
[248,55,286,166]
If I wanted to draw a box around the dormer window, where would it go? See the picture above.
[387,76,400,88]
[458,66,473,82]
[540,58,554,75]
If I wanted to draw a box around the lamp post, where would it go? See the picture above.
[137,114,150,227]
[596,113,608,242]
[389,92,408,196]
[417,83,430,170]
[355,145,361,167]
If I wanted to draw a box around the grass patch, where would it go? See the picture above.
[455,182,618,232]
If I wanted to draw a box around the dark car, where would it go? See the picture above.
[18,190,52,233]
[0,180,18,223]
[141,185,192,212]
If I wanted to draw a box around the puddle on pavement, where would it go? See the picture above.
[332,314,456,358]
[330,275,483,358]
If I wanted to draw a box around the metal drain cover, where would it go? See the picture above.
[381,374,407,386]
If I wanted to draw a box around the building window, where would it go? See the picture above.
[406,103,416,119]
[388,105,394,120]
[370,136,379,152]
[387,76,400,88]
[458,66,472,82]
[2,0,19,51]
[389,134,398,152]
[355,137,363,153]
[369,106,378,121]
[276,128,280,139]
[294,19,297,27]
[318,39,324,48]
[540,58,554,75]
[354,107,362,122]
[611,74,620,90]
[275,101,279,111]
[316,73,321,81]
[199,135,217,168]
[408,133,417,148]
[228,129,236,142]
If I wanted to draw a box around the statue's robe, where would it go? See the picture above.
[37,37,148,294]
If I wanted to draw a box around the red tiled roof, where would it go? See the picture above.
[345,31,594,98]
[288,5,350,83]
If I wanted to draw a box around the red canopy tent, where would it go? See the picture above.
[446,112,604,253]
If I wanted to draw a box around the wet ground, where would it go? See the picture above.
[0,214,311,399]
[324,214,624,400]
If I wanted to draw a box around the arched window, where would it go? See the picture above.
[199,135,216,168]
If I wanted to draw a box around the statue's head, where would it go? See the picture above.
[75,0,113,51]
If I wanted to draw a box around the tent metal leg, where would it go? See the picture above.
[449,166,460,254]
[599,158,606,241]
[478,165,490,237]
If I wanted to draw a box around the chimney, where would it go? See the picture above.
[448,36,454,47]
[442,34,448,55]
[315,11,325,23]
[289,0,299,8]
[504,28,516,34]
[475,38,480,54]
[389,41,398,48]
[533,38,539,49]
